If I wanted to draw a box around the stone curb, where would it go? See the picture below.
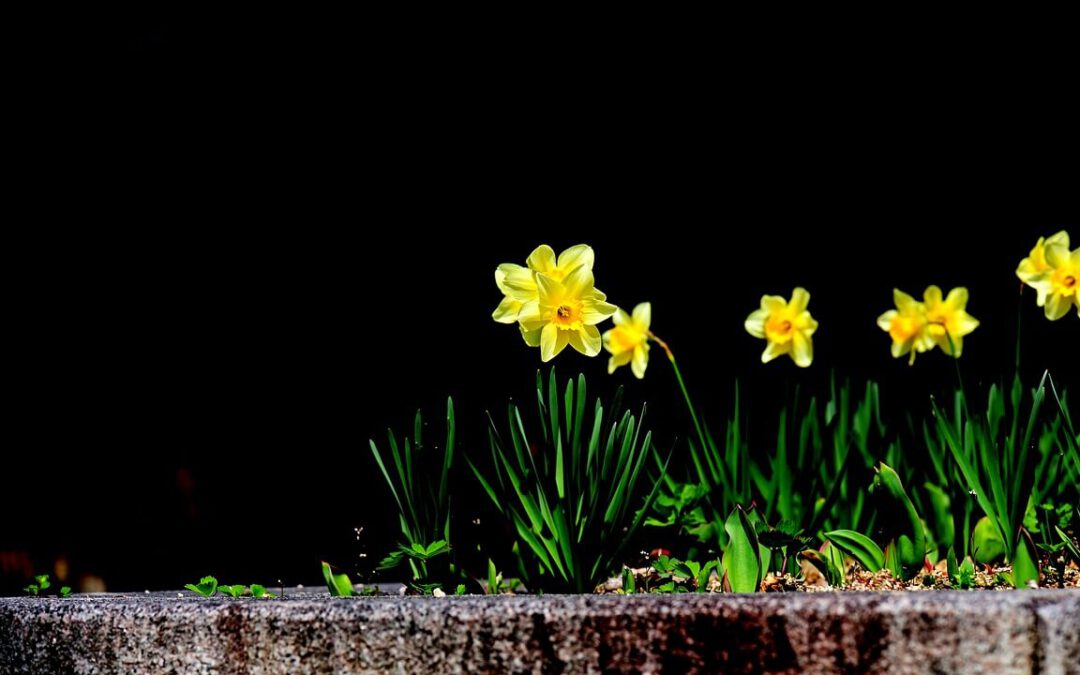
[1,591,1077,674]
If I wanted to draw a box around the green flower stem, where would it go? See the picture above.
[649,331,707,453]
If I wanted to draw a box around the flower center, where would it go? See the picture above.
[610,326,643,352]
[765,315,795,342]
[1065,275,1076,288]
[890,315,921,342]
[927,319,947,337]
[553,303,582,328]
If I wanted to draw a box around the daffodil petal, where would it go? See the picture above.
[761,340,790,363]
[608,349,632,373]
[944,287,969,311]
[1046,231,1070,248]
[568,325,602,357]
[1072,248,1080,266]
[612,308,631,326]
[541,323,569,361]
[1045,292,1072,321]
[556,244,594,274]
[1045,244,1070,269]
[520,324,542,347]
[789,287,810,313]
[498,263,538,301]
[877,309,898,332]
[632,302,651,330]
[535,273,563,305]
[631,344,649,378]
[1017,260,1038,284]
[586,287,608,302]
[795,312,818,335]
[582,325,603,356]
[761,295,786,313]
[581,297,618,324]
[792,331,813,368]
[893,289,919,312]
[527,245,557,274]
[517,300,544,330]
[931,331,961,357]
[745,308,769,338]
[891,339,910,359]
[947,335,963,357]
[956,313,980,336]
[561,265,594,298]
[492,296,522,324]
[924,285,943,306]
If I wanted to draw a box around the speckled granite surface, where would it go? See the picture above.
[1,590,1077,674]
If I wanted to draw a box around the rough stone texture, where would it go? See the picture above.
[0,590,1076,674]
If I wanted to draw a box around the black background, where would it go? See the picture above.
[2,19,1077,592]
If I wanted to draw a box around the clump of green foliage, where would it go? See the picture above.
[370,398,456,583]
[363,361,1075,593]
[184,575,277,598]
[23,574,70,598]
[471,370,668,593]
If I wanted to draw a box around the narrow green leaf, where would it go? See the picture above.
[548,368,560,450]
[1056,526,1080,562]
[370,440,405,516]
[555,435,565,500]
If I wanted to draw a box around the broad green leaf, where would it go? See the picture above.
[184,576,218,597]
[958,556,976,589]
[882,540,902,579]
[321,562,353,597]
[722,506,761,593]
[1011,530,1039,588]
[824,530,884,573]
[973,516,1006,564]
[922,482,954,550]
[872,463,926,577]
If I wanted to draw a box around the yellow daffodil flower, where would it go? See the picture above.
[744,288,817,368]
[517,266,616,361]
[923,286,979,357]
[603,303,651,378]
[492,244,595,324]
[877,289,934,365]
[1031,243,1080,320]
[1016,231,1070,286]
